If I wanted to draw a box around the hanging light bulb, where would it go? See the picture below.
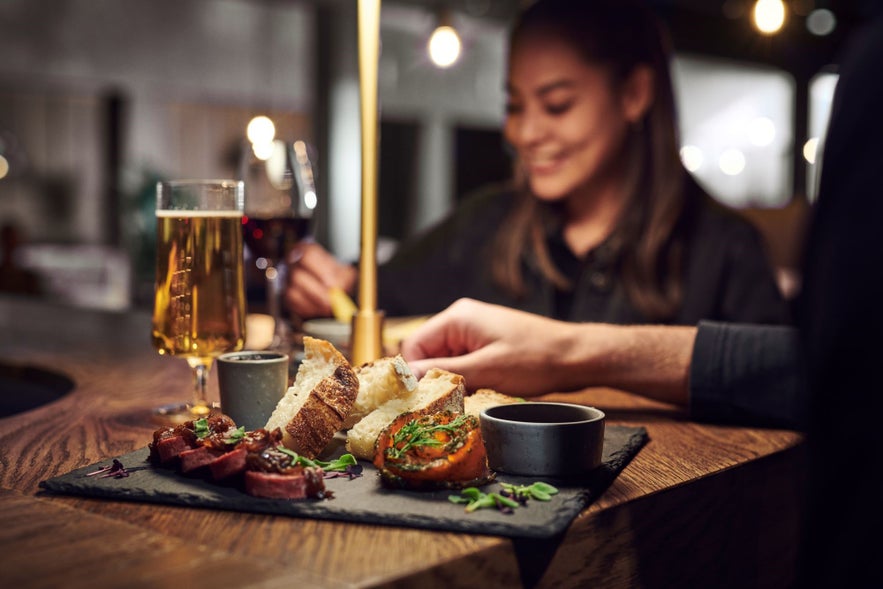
[753,0,786,35]
[428,9,462,68]
[247,115,276,161]
[246,115,275,145]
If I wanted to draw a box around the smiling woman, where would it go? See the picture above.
[283,0,790,329]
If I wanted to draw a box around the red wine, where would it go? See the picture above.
[243,216,311,262]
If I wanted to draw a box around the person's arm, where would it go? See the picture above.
[401,298,694,405]
[689,321,805,429]
[402,298,807,429]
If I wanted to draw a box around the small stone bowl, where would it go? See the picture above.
[479,402,606,477]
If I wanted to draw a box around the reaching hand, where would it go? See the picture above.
[400,298,585,396]
[283,242,358,319]
[401,298,695,403]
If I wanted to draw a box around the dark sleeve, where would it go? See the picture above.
[688,320,806,429]
[796,14,883,587]
[376,190,509,316]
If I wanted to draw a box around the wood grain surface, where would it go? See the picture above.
[0,297,806,588]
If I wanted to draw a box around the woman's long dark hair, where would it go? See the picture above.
[492,0,689,320]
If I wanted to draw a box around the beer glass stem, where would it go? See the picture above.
[191,363,212,417]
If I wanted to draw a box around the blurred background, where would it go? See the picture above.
[0,0,858,311]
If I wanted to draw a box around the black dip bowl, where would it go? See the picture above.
[480,402,605,477]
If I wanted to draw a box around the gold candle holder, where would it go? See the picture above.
[351,0,384,366]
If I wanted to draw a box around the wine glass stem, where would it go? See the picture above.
[191,362,212,416]
[266,265,287,347]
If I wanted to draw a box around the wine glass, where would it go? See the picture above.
[151,179,247,423]
[242,139,318,351]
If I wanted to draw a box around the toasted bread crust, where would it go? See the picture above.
[266,337,359,459]
[284,364,358,458]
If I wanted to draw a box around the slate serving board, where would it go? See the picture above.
[40,425,648,539]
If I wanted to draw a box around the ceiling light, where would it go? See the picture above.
[753,0,786,35]
[246,115,276,146]
[747,117,776,147]
[803,137,820,164]
[680,145,704,172]
[719,149,746,176]
[428,10,462,68]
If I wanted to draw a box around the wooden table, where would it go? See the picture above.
[0,297,806,588]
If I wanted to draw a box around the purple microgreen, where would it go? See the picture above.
[86,459,129,479]
[322,463,363,481]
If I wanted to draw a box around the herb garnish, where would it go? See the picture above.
[278,448,363,479]
[449,482,559,514]
[499,482,559,503]
[388,414,470,460]
[193,418,210,439]
[223,426,246,445]
[86,459,129,479]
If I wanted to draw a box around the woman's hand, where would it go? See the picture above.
[283,242,358,319]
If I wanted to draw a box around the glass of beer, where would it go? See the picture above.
[151,179,247,422]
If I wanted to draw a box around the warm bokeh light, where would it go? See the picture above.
[0,154,9,180]
[753,0,786,34]
[252,140,276,161]
[680,145,704,172]
[803,137,820,164]
[265,140,291,187]
[747,117,776,146]
[719,149,746,176]
[305,190,318,210]
[246,115,276,146]
[428,25,461,68]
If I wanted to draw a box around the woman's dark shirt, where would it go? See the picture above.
[377,182,789,326]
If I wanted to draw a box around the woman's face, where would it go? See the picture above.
[504,34,637,203]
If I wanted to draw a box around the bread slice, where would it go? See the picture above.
[464,388,523,418]
[264,337,359,458]
[344,355,418,429]
[345,367,466,460]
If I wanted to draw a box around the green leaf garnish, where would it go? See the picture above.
[388,415,470,460]
[450,481,560,514]
[193,418,210,439]
[223,426,246,445]
[274,447,359,473]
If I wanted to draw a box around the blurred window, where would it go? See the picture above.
[807,72,839,202]
[672,55,794,208]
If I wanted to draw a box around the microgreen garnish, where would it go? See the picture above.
[276,448,363,479]
[389,415,469,460]
[499,482,559,503]
[223,426,246,445]
[86,459,129,479]
[448,482,559,514]
[193,418,210,439]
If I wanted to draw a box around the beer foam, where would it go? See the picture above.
[156,210,242,218]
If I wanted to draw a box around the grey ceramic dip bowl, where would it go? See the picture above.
[479,402,606,477]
